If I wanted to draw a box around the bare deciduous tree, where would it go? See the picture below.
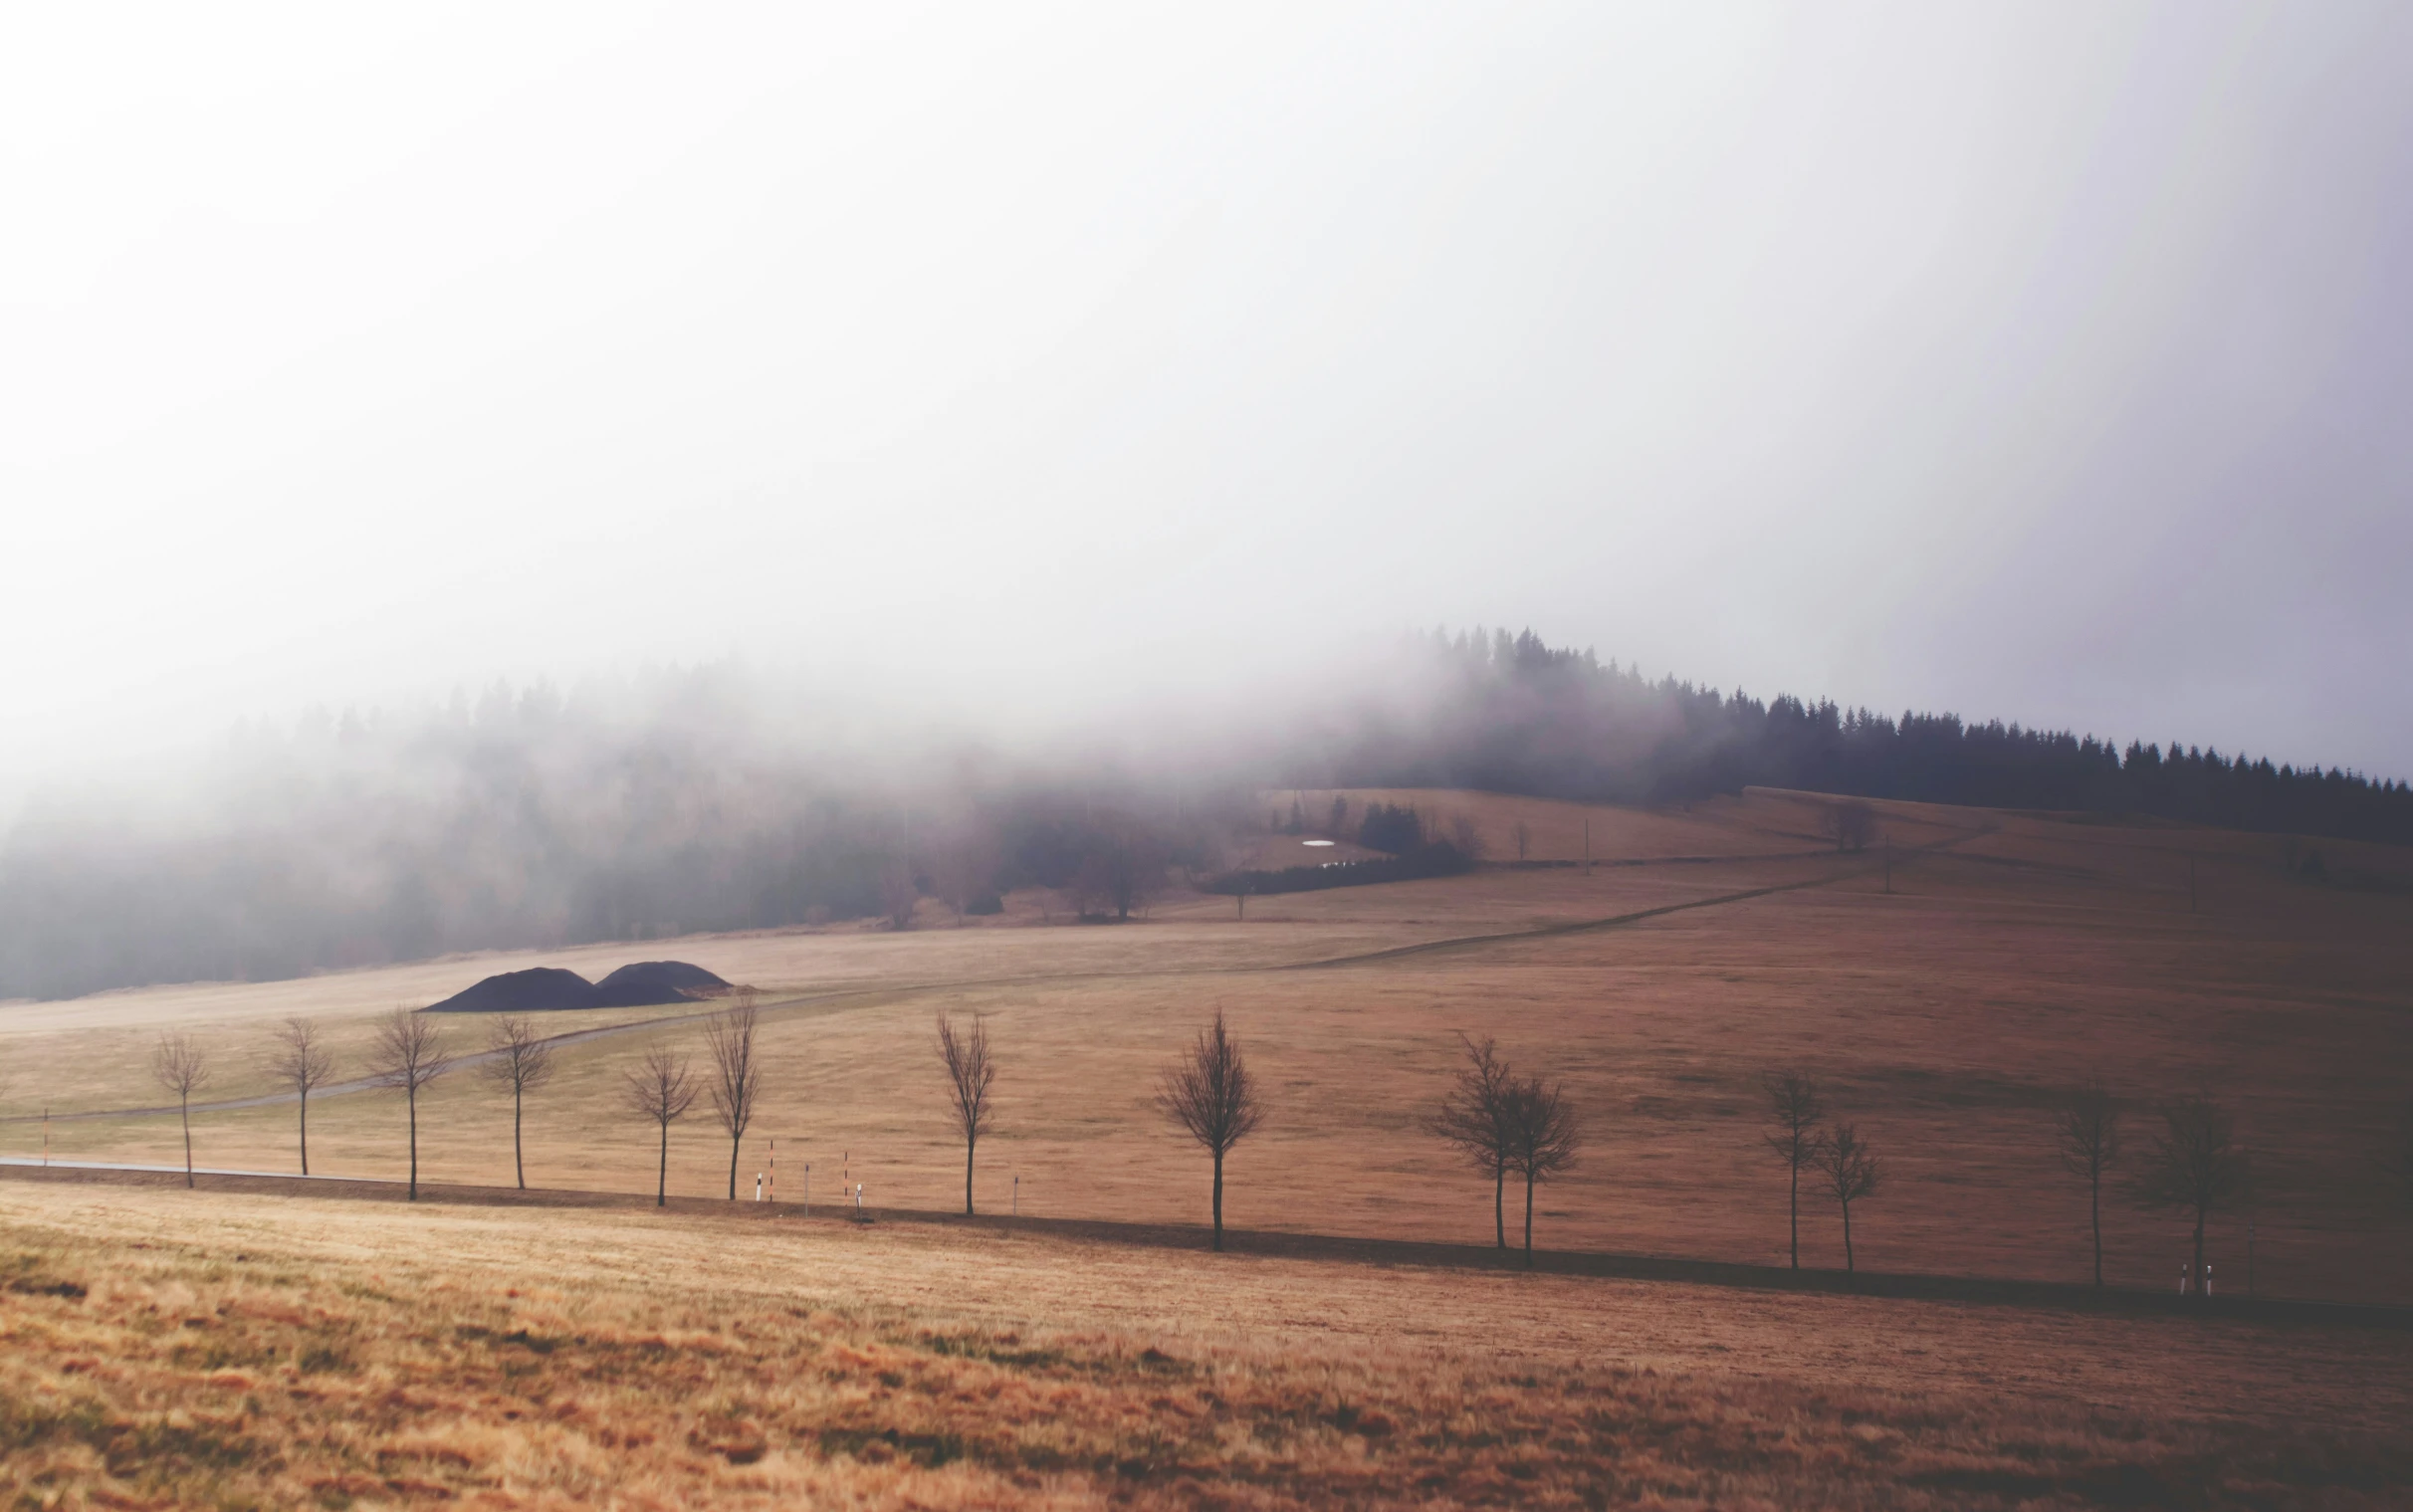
[1817,1123,1881,1272]
[1449,813,1482,858]
[880,861,919,930]
[1761,1070,1826,1269]
[935,1011,997,1215]
[1825,800,1876,853]
[266,1017,336,1176]
[369,1008,452,1201]
[1426,1033,1514,1249]
[480,1015,556,1190]
[1072,819,1166,922]
[2134,1094,2253,1298]
[942,829,1004,923]
[2053,1081,2122,1286]
[152,1032,210,1188]
[706,996,763,1199]
[1512,818,1532,862]
[1158,1009,1265,1251]
[1501,1073,1583,1266]
[623,1044,698,1207]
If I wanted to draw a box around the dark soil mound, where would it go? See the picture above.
[424,967,598,1013]
[591,961,729,1007]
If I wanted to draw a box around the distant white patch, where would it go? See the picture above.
[1302,839,1336,846]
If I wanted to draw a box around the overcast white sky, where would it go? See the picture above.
[6,1,2409,791]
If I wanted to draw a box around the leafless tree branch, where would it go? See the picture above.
[480,1014,557,1189]
[1425,1033,1515,1249]
[936,1011,998,1215]
[2133,1093,2253,1299]
[1158,1008,1264,1250]
[623,1043,699,1207]
[369,1008,452,1200]
[706,993,764,1200]
[1499,1072,1582,1266]
[152,1032,210,1188]
[1816,1122,1881,1272]
[265,1017,334,1177]
[2052,1081,2122,1286]
[1761,1069,1827,1269]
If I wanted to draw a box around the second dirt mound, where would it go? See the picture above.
[592,961,730,1007]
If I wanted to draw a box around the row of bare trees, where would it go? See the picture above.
[1408,1054,2263,1284]
[137,1002,2352,1289]
[618,1003,1253,1238]
[146,994,764,1203]
[1758,1070,2261,1286]
[2053,1082,2255,1294]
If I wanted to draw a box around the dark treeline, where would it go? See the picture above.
[1308,628,2413,846]
[1205,801,1475,899]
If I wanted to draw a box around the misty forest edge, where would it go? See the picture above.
[5,628,2406,1001]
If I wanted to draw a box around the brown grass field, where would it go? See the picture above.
[4,786,2412,1505]
[4,1180,2410,1508]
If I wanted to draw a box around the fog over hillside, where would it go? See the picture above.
[6,631,2405,1002]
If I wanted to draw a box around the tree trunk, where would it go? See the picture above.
[1210,1149,1224,1252]
[406,1086,419,1201]
[1523,1170,1536,1267]
[180,1095,194,1188]
[1788,1158,1800,1268]
[1841,1196,1855,1273]
[1493,1158,1506,1249]
[513,1088,526,1189]
[2191,1204,2206,1302]
[964,1137,976,1217]
[299,1091,310,1178]
[728,1135,741,1200]
[2089,1169,2102,1286]
[656,1122,668,1207]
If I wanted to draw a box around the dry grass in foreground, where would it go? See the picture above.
[4,1187,2409,1509]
